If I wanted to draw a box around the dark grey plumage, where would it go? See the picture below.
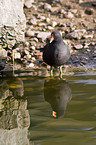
[43,31,70,67]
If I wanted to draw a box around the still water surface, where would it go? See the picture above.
[0,71,96,145]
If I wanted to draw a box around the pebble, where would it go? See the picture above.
[72,56,79,63]
[92,2,96,7]
[85,8,93,15]
[93,19,96,23]
[32,5,37,10]
[26,54,32,60]
[76,0,84,3]
[24,42,29,47]
[65,5,71,9]
[80,60,87,65]
[86,49,91,52]
[51,0,63,4]
[44,3,52,11]
[28,18,37,25]
[31,57,36,61]
[83,34,93,39]
[84,43,90,48]
[24,0,34,8]
[58,23,66,27]
[73,44,83,50]
[51,7,60,13]
[51,21,57,27]
[64,12,74,19]
[29,40,36,46]
[33,38,38,42]
[15,47,20,51]
[13,50,21,59]
[94,50,96,54]
[67,22,74,27]
[37,32,50,42]
[70,9,77,14]
[0,48,7,58]
[25,30,35,37]
[0,61,6,71]
[38,22,46,27]
[27,63,34,68]
[46,18,50,23]
[90,42,96,46]
[30,46,35,50]
[24,50,30,55]
[59,9,66,14]
[66,29,86,39]
[47,26,54,30]
[39,15,46,20]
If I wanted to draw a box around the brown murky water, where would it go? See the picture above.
[0,70,96,145]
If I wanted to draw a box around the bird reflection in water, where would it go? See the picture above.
[44,78,72,119]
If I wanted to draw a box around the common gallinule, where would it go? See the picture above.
[43,31,70,77]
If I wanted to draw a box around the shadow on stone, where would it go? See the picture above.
[80,1,96,9]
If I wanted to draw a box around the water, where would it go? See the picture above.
[0,70,96,145]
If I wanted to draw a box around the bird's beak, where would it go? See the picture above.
[50,34,54,43]
[52,111,57,118]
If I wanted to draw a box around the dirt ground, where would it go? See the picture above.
[24,0,96,67]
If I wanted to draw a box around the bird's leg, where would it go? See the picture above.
[50,66,53,77]
[59,66,62,78]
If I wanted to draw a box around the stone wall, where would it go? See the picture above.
[0,77,30,144]
[0,0,26,51]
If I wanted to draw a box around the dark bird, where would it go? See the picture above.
[43,31,70,77]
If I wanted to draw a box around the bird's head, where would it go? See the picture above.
[50,31,62,43]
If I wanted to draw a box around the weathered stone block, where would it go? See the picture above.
[0,0,26,49]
